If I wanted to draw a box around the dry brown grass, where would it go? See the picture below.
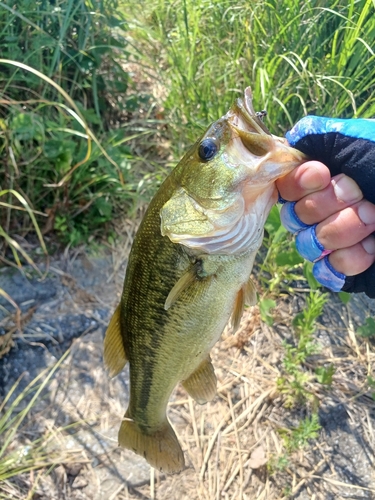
[1,237,375,500]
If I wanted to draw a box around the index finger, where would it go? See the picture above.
[276,161,331,201]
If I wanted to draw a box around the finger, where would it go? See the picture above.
[329,236,375,276]
[294,174,363,226]
[276,161,331,201]
[312,237,375,292]
[315,200,375,250]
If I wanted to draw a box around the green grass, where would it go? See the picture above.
[123,0,375,149]
[0,0,156,256]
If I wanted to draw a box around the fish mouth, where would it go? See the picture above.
[223,87,306,184]
[228,87,272,139]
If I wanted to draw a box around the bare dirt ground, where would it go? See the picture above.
[1,222,375,500]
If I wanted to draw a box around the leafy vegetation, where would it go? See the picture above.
[0,0,154,258]
[124,0,375,148]
[277,291,329,407]
[279,413,321,453]
[357,316,375,337]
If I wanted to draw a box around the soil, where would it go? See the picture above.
[0,242,374,500]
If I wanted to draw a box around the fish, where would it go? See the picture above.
[103,88,306,473]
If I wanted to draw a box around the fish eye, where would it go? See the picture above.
[198,138,218,162]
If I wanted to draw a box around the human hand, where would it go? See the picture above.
[276,116,375,298]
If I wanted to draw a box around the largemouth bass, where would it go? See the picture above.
[104,88,306,473]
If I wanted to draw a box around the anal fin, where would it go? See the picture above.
[182,357,217,405]
[103,303,127,377]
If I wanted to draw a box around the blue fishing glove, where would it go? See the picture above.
[282,116,375,298]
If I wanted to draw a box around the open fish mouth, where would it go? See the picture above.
[228,87,272,138]
[224,87,305,183]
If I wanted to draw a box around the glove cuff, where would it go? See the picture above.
[286,116,375,146]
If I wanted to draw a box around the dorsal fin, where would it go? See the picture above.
[103,304,127,377]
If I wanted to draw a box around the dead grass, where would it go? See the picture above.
[1,231,375,500]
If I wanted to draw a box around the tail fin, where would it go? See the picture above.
[118,414,185,473]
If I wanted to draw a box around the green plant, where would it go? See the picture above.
[0,1,157,254]
[268,414,321,478]
[315,364,335,386]
[357,317,375,338]
[124,0,375,152]
[259,206,305,294]
[277,291,328,407]
[268,454,290,474]
[367,376,375,400]
[259,298,277,326]
[292,291,328,342]
[0,0,129,121]
[278,413,321,453]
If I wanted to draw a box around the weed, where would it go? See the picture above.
[268,413,321,484]
[357,317,375,338]
[268,454,290,474]
[282,485,292,497]
[368,376,375,400]
[315,364,335,386]
[259,298,276,326]
[338,291,351,304]
[124,0,375,153]
[259,206,305,295]
[292,291,328,343]
[278,413,321,453]
[277,291,328,407]
[0,0,157,254]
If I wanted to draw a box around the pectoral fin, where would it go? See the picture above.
[165,258,221,311]
[103,304,127,377]
[164,267,197,310]
[182,357,217,405]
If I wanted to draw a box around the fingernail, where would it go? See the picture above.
[358,202,375,225]
[299,166,325,190]
[362,236,375,255]
[332,174,362,203]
